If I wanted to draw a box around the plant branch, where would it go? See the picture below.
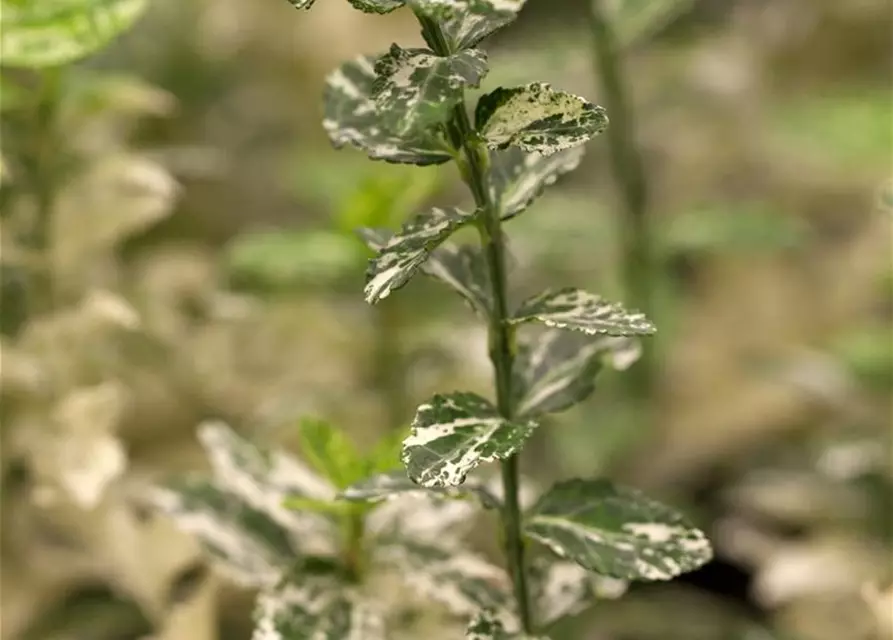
[589,1,656,408]
[415,14,534,633]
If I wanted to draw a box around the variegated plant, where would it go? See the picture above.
[293,0,712,638]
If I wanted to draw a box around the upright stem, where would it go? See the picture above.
[589,1,656,408]
[373,300,408,429]
[416,15,534,633]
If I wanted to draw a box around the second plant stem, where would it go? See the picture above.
[416,16,534,633]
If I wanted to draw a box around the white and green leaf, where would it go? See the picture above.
[364,206,477,303]
[402,392,538,487]
[252,579,384,640]
[197,421,337,555]
[376,540,512,617]
[323,55,452,165]
[529,557,597,627]
[0,0,148,68]
[475,83,608,155]
[411,0,527,51]
[489,146,585,221]
[465,609,548,639]
[347,0,404,13]
[510,288,655,336]
[525,479,713,581]
[513,329,641,417]
[373,44,488,136]
[342,470,500,508]
[359,229,492,317]
[147,477,296,588]
[367,491,479,543]
[284,0,316,9]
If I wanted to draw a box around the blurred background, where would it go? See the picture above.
[1,0,891,639]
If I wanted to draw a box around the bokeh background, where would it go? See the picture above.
[1,0,891,639]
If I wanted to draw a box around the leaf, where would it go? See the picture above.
[347,0,404,13]
[475,83,608,155]
[510,288,655,336]
[367,490,479,543]
[252,579,384,640]
[410,0,527,50]
[359,228,492,317]
[297,418,363,490]
[377,540,512,617]
[373,44,488,136]
[0,0,148,68]
[341,470,500,508]
[284,0,315,8]
[524,479,713,581]
[323,55,453,166]
[197,421,337,555]
[147,477,297,588]
[465,610,548,639]
[364,206,477,303]
[402,392,538,487]
[529,557,596,627]
[489,146,585,221]
[513,329,642,417]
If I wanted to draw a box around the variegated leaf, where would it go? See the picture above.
[410,0,527,51]
[323,55,452,165]
[347,0,404,13]
[147,477,296,588]
[367,491,478,543]
[364,207,477,303]
[377,540,512,617]
[373,44,488,136]
[489,146,585,221]
[252,579,384,640]
[475,83,608,155]
[285,0,316,9]
[510,288,655,336]
[525,479,713,581]
[0,0,148,68]
[359,228,492,316]
[466,610,548,639]
[402,392,538,487]
[197,421,337,555]
[529,557,596,627]
[513,329,642,418]
[342,470,500,508]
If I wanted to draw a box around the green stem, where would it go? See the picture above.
[589,1,656,408]
[343,507,367,582]
[415,14,534,633]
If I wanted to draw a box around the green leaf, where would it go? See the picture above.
[359,228,492,317]
[402,392,538,487]
[525,479,713,581]
[0,0,148,68]
[513,330,641,418]
[489,146,585,221]
[296,418,366,490]
[364,206,477,303]
[196,421,337,553]
[376,540,512,617]
[347,0,404,13]
[252,579,384,640]
[510,288,655,336]
[147,477,297,588]
[373,44,488,136]
[364,428,408,476]
[411,0,527,51]
[466,610,548,639]
[342,470,500,508]
[323,55,453,166]
[475,83,608,155]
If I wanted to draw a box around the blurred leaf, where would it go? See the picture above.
[466,610,548,639]
[426,242,493,316]
[348,0,404,13]
[149,477,297,588]
[828,325,893,389]
[376,540,512,617]
[364,206,478,303]
[196,421,337,554]
[297,418,364,490]
[529,557,601,627]
[0,0,148,68]
[490,146,586,221]
[365,427,409,475]
[411,0,528,51]
[513,329,641,418]
[402,392,538,487]
[341,470,500,508]
[334,167,443,234]
[226,229,365,292]
[475,83,608,155]
[252,579,384,640]
[525,479,713,581]
[372,43,488,136]
[367,489,479,543]
[510,288,655,336]
[285,0,317,9]
[324,55,453,165]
